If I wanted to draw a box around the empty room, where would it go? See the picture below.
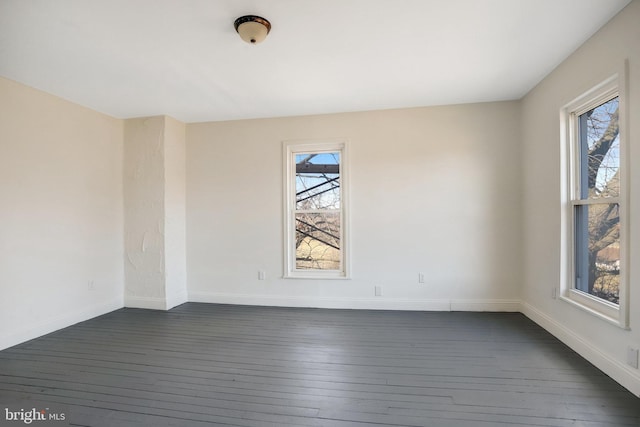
[1,0,639,426]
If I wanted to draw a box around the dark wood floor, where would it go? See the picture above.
[0,303,638,427]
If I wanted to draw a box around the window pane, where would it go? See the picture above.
[578,97,619,199]
[295,212,340,270]
[574,203,620,304]
[296,152,340,210]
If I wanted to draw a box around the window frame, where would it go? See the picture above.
[560,66,629,328]
[283,139,350,279]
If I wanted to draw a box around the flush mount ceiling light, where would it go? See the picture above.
[234,15,271,44]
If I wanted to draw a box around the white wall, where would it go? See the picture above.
[0,77,124,350]
[164,116,188,309]
[186,102,522,311]
[123,116,188,310]
[520,1,640,396]
[124,117,167,308]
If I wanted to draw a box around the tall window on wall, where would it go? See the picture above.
[562,70,628,326]
[283,140,349,279]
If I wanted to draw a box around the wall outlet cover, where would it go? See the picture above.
[627,346,639,369]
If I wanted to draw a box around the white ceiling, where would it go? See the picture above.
[0,0,631,123]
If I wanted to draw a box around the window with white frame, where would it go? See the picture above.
[283,140,349,278]
[562,71,628,326]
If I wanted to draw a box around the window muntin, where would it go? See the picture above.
[284,142,348,278]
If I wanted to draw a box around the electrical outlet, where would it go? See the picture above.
[88,280,95,291]
[258,270,266,280]
[627,346,639,369]
[418,273,425,284]
[551,287,557,299]
[374,286,383,296]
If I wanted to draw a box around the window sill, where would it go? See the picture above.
[560,290,628,330]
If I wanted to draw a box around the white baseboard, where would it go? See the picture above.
[124,293,188,310]
[450,299,521,312]
[521,302,640,397]
[124,295,169,310]
[0,298,122,351]
[189,291,450,310]
[166,289,188,310]
[188,291,520,312]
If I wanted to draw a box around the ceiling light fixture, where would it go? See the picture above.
[234,15,271,44]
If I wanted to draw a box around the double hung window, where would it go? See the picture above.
[283,140,349,279]
[562,72,628,326]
